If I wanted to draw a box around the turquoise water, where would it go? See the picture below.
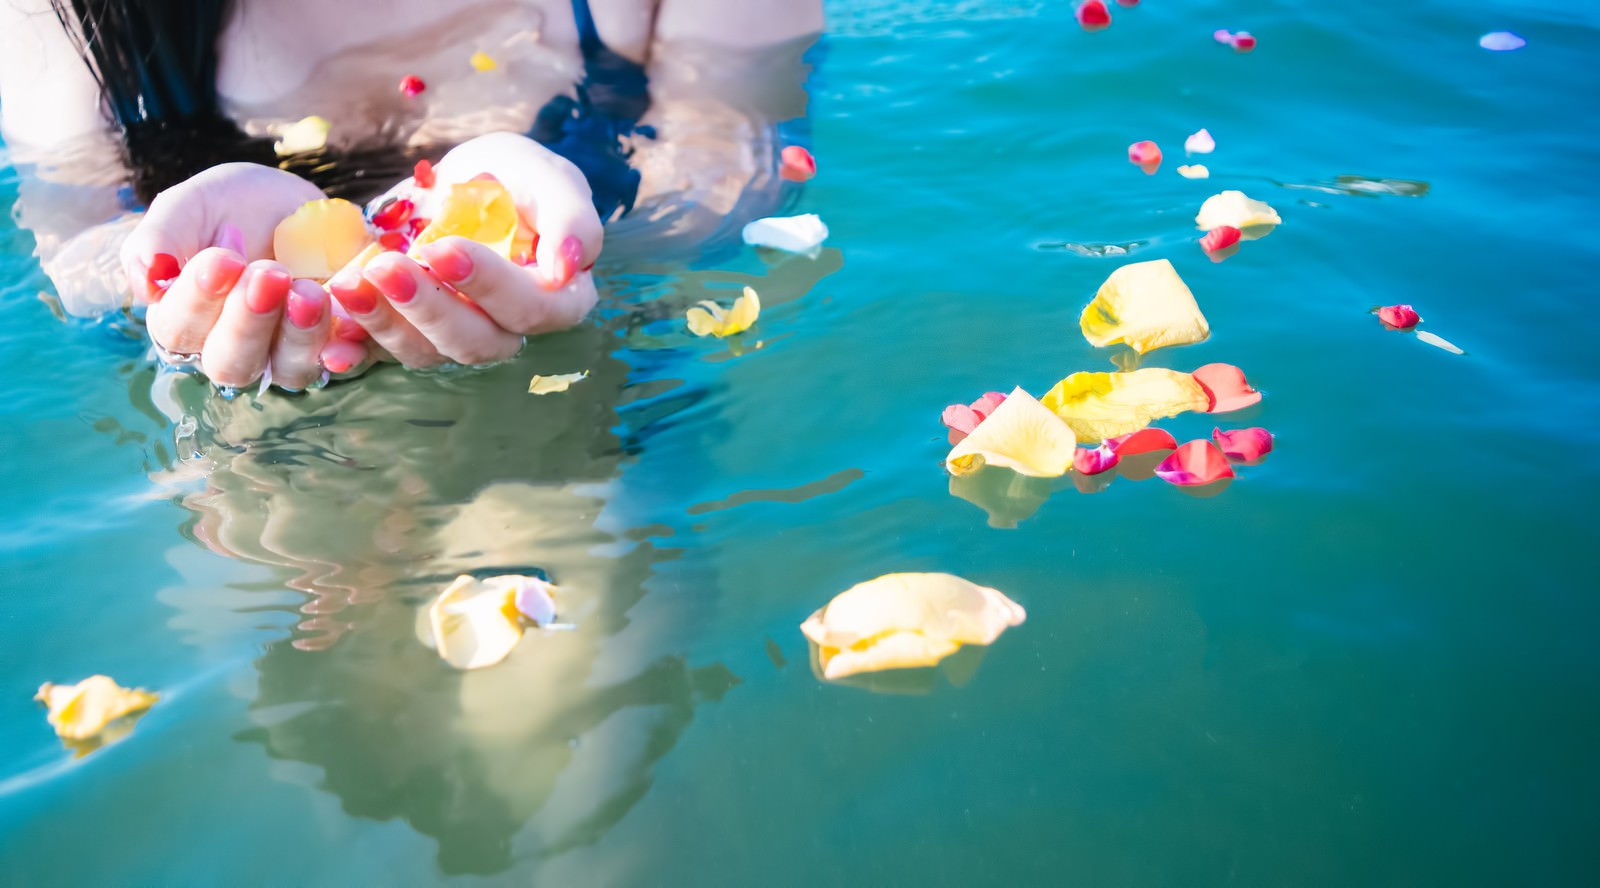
[5,1,1600,884]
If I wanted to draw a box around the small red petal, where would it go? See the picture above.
[1074,445,1121,476]
[1192,363,1263,414]
[1232,32,1257,52]
[1200,226,1241,255]
[147,252,181,289]
[1155,440,1236,486]
[378,231,409,252]
[413,159,436,189]
[780,145,817,182]
[371,198,414,231]
[942,404,983,437]
[1377,304,1421,330]
[399,75,426,97]
[1128,140,1162,173]
[408,217,431,238]
[1105,427,1179,456]
[1212,427,1274,462]
[1076,0,1111,31]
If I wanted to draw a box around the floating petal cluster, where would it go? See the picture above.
[36,675,158,744]
[426,574,560,670]
[801,573,1026,680]
[687,287,761,338]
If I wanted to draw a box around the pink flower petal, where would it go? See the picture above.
[1077,0,1111,31]
[971,391,1008,418]
[1116,0,1140,5]
[1377,304,1421,330]
[1212,426,1274,461]
[780,145,817,182]
[1214,29,1236,45]
[1074,445,1121,476]
[1184,129,1215,155]
[1192,363,1262,413]
[1199,225,1241,258]
[1231,32,1257,52]
[1105,427,1178,456]
[1128,140,1162,174]
[942,404,983,438]
[1155,440,1236,486]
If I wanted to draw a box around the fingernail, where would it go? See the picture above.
[196,252,247,296]
[147,253,181,289]
[246,267,292,314]
[365,262,417,303]
[286,287,325,329]
[419,241,474,282]
[324,354,353,374]
[329,269,378,314]
[216,223,246,255]
[545,235,582,289]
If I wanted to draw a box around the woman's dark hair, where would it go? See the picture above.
[50,0,413,204]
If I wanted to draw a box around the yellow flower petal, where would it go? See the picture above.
[685,288,760,337]
[800,572,1026,680]
[1080,258,1211,354]
[410,179,519,259]
[528,371,589,394]
[1176,164,1210,179]
[35,675,158,742]
[274,115,330,157]
[1195,190,1282,237]
[428,575,524,670]
[272,198,374,281]
[946,386,1078,477]
[469,51,499,72]
[1040,368,1210,443]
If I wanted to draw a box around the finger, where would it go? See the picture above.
[199,260,292,387]
[417,237,598,335]
[145,247,247,355]
[321,338,373,377]
[271,280,332,390]
[362,252,523,365]
[328,262,444,368]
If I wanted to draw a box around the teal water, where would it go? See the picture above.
[5,1,1600,884]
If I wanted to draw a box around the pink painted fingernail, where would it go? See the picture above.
[328,269,379,315]
[216,223,246,255]
[286,287,325,328]
[324,353,353,374]
[332,317,370,342]
[365,262,417,303]
[544,235,583,289]
[246,267,291,314]
[418,241,474,282]
[196,252,247,296]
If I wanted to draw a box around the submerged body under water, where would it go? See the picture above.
[4,1,1600,884]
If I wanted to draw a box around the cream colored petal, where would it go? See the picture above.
[817,632,962,680]
[1195,190,1282,235]
[741,214,828,254]
[802,572,1027,653]
[1177,164,1210,179]
[1080,258,1211,354]
[469,51,499,71]
[35,675,159,741]
[724,287,761,334]
[274,115,330,157]
[272,198,374,281]
[527,371,589,394]
[428,575,524,670]
[1040,368,1210,443]
[945,387,1078,477]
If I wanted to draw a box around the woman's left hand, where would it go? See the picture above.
[327,133,603,368]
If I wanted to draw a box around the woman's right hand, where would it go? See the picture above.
[121,163,369,390]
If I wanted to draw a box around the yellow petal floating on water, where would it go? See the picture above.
[801,573,1026,680]
[1195,190,1281,238]
[686,286,761,338]
[528,371,590,394]
[428,575,524,670]
[274,115,330,157]
[469,51,499,71]
[1040,368,1210,443]
[35,675,158,742]
[946,386,1078,477]
[1080,258,1211,354]
[272,198,374,280]
[410,179,519,259]
[1177,164,1210,179]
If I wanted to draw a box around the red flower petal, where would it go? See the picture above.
[413,159,437,189]
[1128,140,1162,174]
[378,231,409,252]
[1200,225,1241,255]
[147,252,181,290]
[1231,32,1257,52]
[1074,445,1120,476]
[1105,427,1179,456]
[1377,304,1421,330]
[1155,440,1236,486]
[1077,0,1111,31]
[1212,426,1274,461]
[408,217,431,238]
[780,145,817,182]
[371,198,414,231]
[942,404,983,438]
[1192,363,1262,413]
[399,75,426,97]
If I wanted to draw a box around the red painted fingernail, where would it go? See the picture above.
[216,223,246,255]
[196,252,247,296]
[324,354,353,374]
[413,159,436,188]
[332,317,370,342]
[147,253,181,289]
[246,268,291,314]
[329,269,379,314]
[545,235,582,289]
[286,287,325,329]
[365,262,417,303]
[419,241,474,282]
